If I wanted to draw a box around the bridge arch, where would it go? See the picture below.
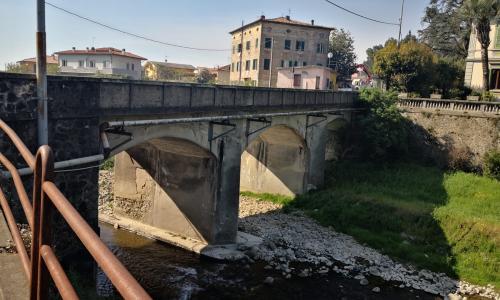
[324,118,349,161]
[240,125,309,196]
[112,136,219,244]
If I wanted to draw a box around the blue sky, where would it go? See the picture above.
[0,0,428,69]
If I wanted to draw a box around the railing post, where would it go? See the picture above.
[30,145,54,300]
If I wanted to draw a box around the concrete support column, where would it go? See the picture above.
[211,119,245,244]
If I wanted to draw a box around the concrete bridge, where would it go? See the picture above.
[0,72,360,255]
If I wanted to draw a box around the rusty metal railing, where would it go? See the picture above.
[0,119,151,299]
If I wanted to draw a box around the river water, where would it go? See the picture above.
[95,222,436,300]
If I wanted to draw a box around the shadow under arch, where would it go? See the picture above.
[240,125,309,196]
[324,118,349,162]
[112,137,219,244]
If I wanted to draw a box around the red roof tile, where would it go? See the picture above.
[55,47,146,60]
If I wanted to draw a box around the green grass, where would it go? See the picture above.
[264,161,499,287]
[240,191,294,205]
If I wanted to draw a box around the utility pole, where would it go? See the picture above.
[238,20,243,83]
[398,0,405,46]
[36,0,48,145]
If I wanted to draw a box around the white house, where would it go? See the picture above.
[55,47,147,79]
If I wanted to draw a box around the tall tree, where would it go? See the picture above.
[419,0,471,58]
[462,0,500,91]
[328,28,357,82]
[373,39,436,94]
[364,44,383,73]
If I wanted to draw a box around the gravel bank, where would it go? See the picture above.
[238,196,499,299]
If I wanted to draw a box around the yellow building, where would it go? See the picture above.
[229,15,333,87]
[465,23,500,95]
[144,60,196,81]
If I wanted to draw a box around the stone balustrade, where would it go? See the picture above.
[397,98,500,116]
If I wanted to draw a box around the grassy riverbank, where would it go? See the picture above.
[247,161,500,287]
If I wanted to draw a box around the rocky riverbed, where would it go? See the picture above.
[98,170,499,299]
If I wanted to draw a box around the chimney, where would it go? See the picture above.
[260,15,265,20]
[122,48,126,53]
[91,46,95,51]
[86,47,89,50]
[165,59,168,63]
[286,15,290,21]
[311,19,315,25]
[72,47,76,51]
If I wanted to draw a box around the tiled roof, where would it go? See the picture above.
[55,47,147,60]
[147,61,196,70]
[230,16,334,34]
[18,55,58,64]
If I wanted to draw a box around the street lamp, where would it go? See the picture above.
[327,52,333,69]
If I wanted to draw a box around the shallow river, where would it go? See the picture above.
[95,222,437,300]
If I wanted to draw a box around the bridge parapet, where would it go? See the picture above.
[0,72,358,121]
[398,98,500,117]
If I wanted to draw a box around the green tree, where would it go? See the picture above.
[5,62,32,73]
[432,57,466,96]
[420,0,471,59]
[328,28,357,81]
[372,39,400,89]
[364,44,383,73]
[373,40,436,94]
[462,0,500,91]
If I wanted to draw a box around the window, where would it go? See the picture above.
[490,69,500,89]
[126,63,130,70]
[288,60,293,67]
[237,43,242,53]
[315,76,321,89]
[255,38,259,48]
[280,60,285,68]
[89,60,95,68]
[61,59,67,67]
[78,60,84,67]
[303,61,307,66]
[246,41,251,50]
[236,62,240,71]
[245,60,250,71]
[264,38,272,48]
[293,74,301,87]
[252,59,258,70]
[296,40,305,51]
[231,63,234,72]
[263,58,271,70]
[294,61,298,67]
[284,39,291,50]
[316,43,325,53]
[131,63,135,71]
[103,61,107,68]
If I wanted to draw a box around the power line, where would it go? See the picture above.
[45,2,231,52]
[323,0,400,26]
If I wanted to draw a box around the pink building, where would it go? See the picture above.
[276,66,335,90]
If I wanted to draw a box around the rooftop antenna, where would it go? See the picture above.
[92,36,96,47]
[288,8,291,17]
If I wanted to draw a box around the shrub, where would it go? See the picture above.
[481,91,496,102]
[357,88,410,160]
[448,146,473,172]
[483,150,500,180]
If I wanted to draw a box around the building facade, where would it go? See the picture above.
[229,16,333,87]
[276,65,335,90]
[17,54,59,73]
[56,47,146,79]
[144,61,196,81]
[465,22,500,95]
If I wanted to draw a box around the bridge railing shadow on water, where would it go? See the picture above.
[0,119,151,299]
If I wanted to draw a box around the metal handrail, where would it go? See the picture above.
[0,118,151,299]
